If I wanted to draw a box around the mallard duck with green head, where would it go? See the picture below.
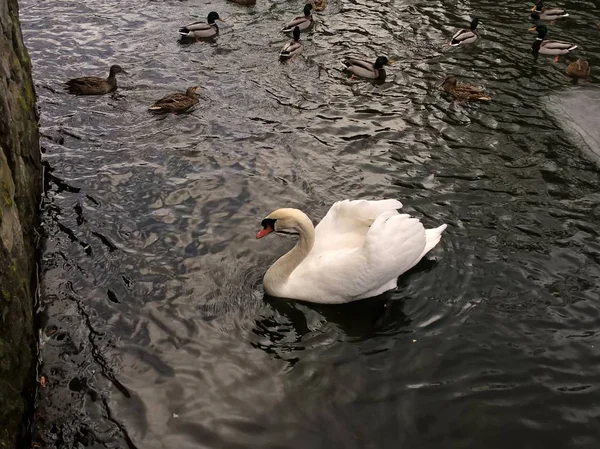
[280,26,303,61]
[566,59,591,80]
[282,4,314,33]
[530,0,568,23]
[179,12,224,39]
[529,24,577,62]
[450,17,480,47]
[66,65,127,95]
[148,86,200,113]
[342,56,393,81]
[441,76,490,101]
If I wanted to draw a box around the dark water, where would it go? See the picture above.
[19,0,600,447]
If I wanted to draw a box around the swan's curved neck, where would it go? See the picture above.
[264,211,314,294]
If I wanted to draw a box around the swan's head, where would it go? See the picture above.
[256,208,308,239]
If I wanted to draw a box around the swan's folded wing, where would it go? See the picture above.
[313,199,402,253]
[362,212,428,285]
[286,211,446,302]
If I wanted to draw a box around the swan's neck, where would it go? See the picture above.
[264,213,315,295]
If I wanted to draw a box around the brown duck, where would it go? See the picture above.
[566,59,591,80]
[441,76,490,101]
[148,86,200,113]
[66,65,127,95]
[310,0,327,12]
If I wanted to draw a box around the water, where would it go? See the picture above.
[19,0,600,447]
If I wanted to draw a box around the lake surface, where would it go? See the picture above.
[19,0,600,447]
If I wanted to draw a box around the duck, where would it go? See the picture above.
[529,24,577,62]
[530,0,568,22]
[341,56,393,81]
[566,59,591,80]
[310,0,327,12]
[178,12,223,39]
[256,199,447,304]
[148,86,199,113]
[441,76,491,101]
[65,65,127,95]
[282,4,314,33]
[449,17,480,47]
[279,26,303,61]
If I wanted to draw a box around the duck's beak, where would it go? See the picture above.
[528,26,537,32]
[530,5,536,11]
[193,86,200,91]
[218,18,226,23]
[387,60,395,65]
[256,225,273,239]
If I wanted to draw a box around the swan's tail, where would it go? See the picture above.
[420,224,448,260]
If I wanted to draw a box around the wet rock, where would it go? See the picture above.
[0,0,43,446]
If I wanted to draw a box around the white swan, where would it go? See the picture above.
[256,199,447,304]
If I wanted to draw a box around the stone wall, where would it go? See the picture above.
[0,0,42,444]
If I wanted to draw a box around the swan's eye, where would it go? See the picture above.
[261,218,277,230]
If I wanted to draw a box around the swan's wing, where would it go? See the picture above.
[362,212,427,279]
[287,212,446,302]
[313,199,402,253]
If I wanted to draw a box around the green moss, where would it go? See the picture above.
[16,94,28,115]
[23,79,35,106]
[1,182,13,208]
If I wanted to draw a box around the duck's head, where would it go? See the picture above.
[207,11,223,24]
[470,17,479,30]
[109,65,127,76]
[186,86,199,97]
[303,3,313,16]
[531,0,543,12]
[441,76,457,92]
[374,56,393,69]
[257,208,308,239]
[528,24,547,39]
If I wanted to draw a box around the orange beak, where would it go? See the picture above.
[256,226,273,239]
